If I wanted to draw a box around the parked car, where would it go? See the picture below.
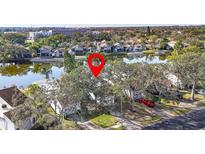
[137,98,155,107]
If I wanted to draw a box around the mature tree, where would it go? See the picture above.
[2,33,27,45]
[171,52,205,101]
[39,64,52,79]
[174,40,184,55]
[0,38,30,62]
[11,84,62,129]
[35,34,68,48]
[146,26,151,36]
[107,61,168,112]
[11,101,34,129]
[168,45,201,60]
[64,52,76,73]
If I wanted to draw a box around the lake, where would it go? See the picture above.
[0,63,64,88]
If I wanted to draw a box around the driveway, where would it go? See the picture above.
[143,108,205,130]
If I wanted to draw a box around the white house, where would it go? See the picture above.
[0,97,15,130]
[38,46,53,57]
[168,41,176,48]
[52,48,65,57]
[165,73,182,87]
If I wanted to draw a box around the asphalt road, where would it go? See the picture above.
[143,109,205,130]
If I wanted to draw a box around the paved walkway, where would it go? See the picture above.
[143,108,205,130]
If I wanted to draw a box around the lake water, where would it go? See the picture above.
[0,63,64,88]
[0,55,167,88]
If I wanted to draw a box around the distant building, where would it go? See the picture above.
[29,30,52,40]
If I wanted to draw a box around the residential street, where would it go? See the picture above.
[143,108,205,130]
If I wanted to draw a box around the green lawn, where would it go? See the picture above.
[143,50,155,54]
[160,98,180,106]
[91,114,117,128]
[182,93,205,101]
[61,119,78,130]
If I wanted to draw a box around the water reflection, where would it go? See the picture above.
[0,63,64,88]
[0,64,31,76]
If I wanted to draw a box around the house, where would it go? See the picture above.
[113,42,124,52]
[164,44,173,50]
[124,44,132,52]
[68,45,85,55]
[49,100,81,116]
[88,47,96,52]
[165,73,182,87]
[168,41,176,48]
[0,86,34,130]
[89,92,115,107]
[14,44,32,59]
[16,51,32,59]
[52,48,65,57]
[98,40,111,53]
[37,46,53,57]
[132,44,146,52]
[32,80,81,116]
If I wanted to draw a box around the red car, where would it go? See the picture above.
[138,98,155,107]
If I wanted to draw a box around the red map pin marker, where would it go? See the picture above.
[87,53,105,78]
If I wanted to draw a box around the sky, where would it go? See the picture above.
[0,0,205,26]
[0,24,195,28]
